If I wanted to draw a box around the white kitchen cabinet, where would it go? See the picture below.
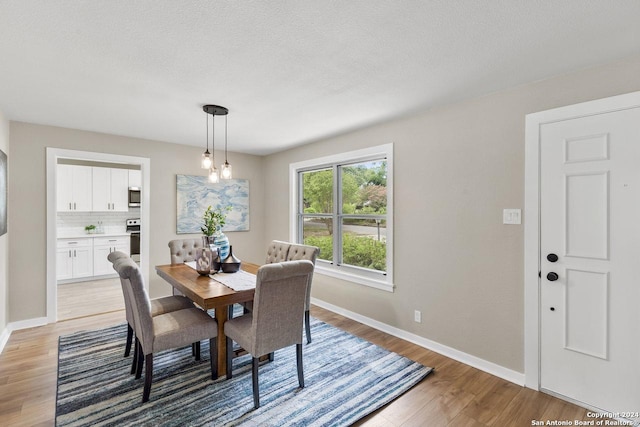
[93,236,130,276]
[57,165,92,212]
[128,169,142,188]
[92,167,129,211]
[57,238,93,280]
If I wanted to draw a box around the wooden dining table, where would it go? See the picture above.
[155,262,260,375]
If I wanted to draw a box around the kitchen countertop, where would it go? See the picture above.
[58,232,131,239]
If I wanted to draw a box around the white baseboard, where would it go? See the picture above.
[0,326,10,354]
[0,317,49,354]
[311,298,525,386]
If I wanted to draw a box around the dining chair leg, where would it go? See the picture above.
[225,337,233,379]
[305,310,311,344]
[296,343,304,388]
[209,338,218,380]
[268,352,274,362]
[135,341,144,379]
[195,341,201,361]
[252,357,260,409]
[142,353,153,403]
[131,337,139,375]
[125,323,133,357]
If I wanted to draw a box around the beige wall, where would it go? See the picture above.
[0,111,8,333]
[263,54,640,372]
[8,123,264,322]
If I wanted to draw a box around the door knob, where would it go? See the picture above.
[547,272,559,281]
[547,253,558,262]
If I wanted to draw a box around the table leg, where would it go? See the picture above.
[215,306,229,376]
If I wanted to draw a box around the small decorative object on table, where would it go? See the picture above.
[211,247,221,273]
[221,245,241,273]
[84,224,96,234]
[201,205,232,259]
[195,248,213,276]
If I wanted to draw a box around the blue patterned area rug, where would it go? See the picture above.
[56,317,432,426]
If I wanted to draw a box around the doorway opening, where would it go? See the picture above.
[46,148,150,323]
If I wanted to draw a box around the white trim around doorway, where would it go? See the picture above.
[46,148,151,324]
[523,90,640,390]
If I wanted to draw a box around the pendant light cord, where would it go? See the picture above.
[205,112,209,152]
[224,115,228,162]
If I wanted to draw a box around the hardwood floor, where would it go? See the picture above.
[57,277,124,321]
[0,305,593,426]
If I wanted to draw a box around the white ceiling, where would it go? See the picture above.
[1,1,639,155]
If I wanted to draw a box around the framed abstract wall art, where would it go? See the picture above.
[176,175,249,233]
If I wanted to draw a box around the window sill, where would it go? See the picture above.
[315,264,394,292]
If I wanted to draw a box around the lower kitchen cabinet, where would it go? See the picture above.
[57,238,93,280]
[93,236,130,276]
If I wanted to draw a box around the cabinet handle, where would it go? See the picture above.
[69,202,72,210]
[68,250,72,257]
[73,202,76,210]
[74,250,76,257]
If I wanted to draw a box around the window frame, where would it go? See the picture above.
[289,143,394,292]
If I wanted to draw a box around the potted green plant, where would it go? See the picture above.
[201,205,231,237]
[201,206,232,263]
[84,224,96,234]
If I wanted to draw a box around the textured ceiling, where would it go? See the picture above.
[1,1,639,155]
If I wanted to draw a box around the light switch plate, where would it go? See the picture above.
[503,209,521,225]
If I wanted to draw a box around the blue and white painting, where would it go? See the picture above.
[176,175,249,233]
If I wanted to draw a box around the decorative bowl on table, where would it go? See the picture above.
[220,245,241,273]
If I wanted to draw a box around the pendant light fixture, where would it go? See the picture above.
[220,114,232,179]
[201,112,212,169]
[203,104,229,183]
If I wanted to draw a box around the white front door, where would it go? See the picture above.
[540,107,640,412]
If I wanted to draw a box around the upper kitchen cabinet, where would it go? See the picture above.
[128,169,142,188]
[92,167,129,212]
[57,165,92,212]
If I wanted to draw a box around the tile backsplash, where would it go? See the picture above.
[57,208,140,235]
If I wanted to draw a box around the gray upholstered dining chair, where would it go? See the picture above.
[168,238,205,264]
[224,260,314,409]
[286,242,319,344]
[107,251,193,370]
[109,251,219,403]
[168,238,207,297]
[245,240,319,343]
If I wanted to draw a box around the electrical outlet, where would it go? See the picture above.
[414,310,422,323]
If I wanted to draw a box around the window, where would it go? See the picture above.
[290,144,393,291]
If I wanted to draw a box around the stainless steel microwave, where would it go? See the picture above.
[128,187,141,207]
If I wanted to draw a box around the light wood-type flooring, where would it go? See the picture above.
[1,302,595,426]
[57,277,124,321]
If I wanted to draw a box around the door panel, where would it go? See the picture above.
[540,107,640,412]
[564,269,608,359]
[565,172,609,259]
